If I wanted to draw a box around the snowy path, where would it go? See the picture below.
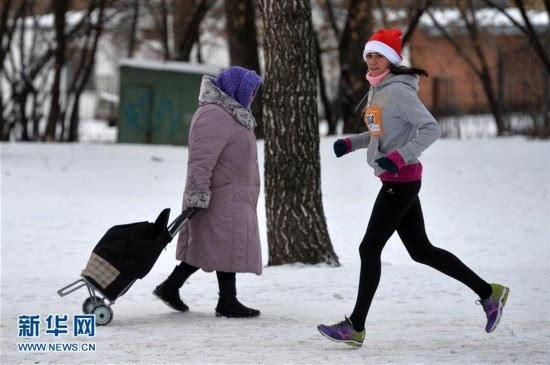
[1,137,549,364]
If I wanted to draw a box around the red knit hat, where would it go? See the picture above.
[363,29,403,65]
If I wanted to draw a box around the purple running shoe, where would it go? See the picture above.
[478,283,510,333]
[317,316,365,347]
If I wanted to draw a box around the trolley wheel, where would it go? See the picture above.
[82,296,104,314]
[92,305,113,326]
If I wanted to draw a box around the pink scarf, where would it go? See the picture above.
[366,69,390,86]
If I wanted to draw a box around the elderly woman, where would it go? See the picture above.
[154,66,263,318]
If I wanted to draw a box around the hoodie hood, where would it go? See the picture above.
[377,73,419,92]
[355,73,419,114]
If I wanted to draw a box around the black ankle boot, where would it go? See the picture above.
[215,296,260,318]
[153,263,197,312]
[215,274,260,318]
[153,279,189,312]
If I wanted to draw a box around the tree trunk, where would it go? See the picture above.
[339,0,373,134]
[146,0,171,60]
[322,0,340,39]
[315,31,336,135]
[480,68,506,135]
[2,0,27,141]
[462,0,507,135]
[127,0,140,58]
[0,83,3,140]
[224,0,264,138]
[259,0,339,266]
[173,0,214,62]
[0,0,14,68]
[402,0,433,47]
[17,88,30,141]
[44,0,69,142]
[68,0,106,142]
[0,0,11,140]
[513,0,550,73]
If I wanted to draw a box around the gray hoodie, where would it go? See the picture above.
[348,74,441,177]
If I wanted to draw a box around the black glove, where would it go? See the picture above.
[375,157,398,173]
[333,139,350,158]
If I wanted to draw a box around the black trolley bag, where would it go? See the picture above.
[58,208,198,325]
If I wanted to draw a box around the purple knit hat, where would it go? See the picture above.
[214,66,262,109]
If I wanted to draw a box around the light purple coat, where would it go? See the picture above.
[176,76,262,275]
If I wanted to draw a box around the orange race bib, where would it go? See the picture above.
[364,106,384,136]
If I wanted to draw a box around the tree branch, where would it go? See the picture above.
[426,9,481,77]
[376,0,388,28]
[402,0,434,46]
[322,0,340,40]
[479,0,527,33]
[513,0,550,72]
[175,0,214,62]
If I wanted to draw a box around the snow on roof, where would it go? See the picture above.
[370,7,548,31]
[119,59,221,76]
[420,7,549,28]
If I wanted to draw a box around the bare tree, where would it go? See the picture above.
[377,0,389,28]
[428,1,507,135]
[44,0,70,142]
[315,0,340,135]
[224,0,264,138]
[0,0,17,69]
[480,0,549,137]
[314,30,337,135]
[322,0,340,40]
[259,0,339,266]
[2,0,48,141]
[127,0,140,57]
[173,0,215,62]
[511,0,549,69]
[65,0,108,142]
[339,0,373,134]
[402,0,434,46]
[0,0,20,140]
[1,0,115,142]
[146,0,171,59]
[481,0,549,72]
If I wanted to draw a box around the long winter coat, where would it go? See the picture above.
[176,76,262,275]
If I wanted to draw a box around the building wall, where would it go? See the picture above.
[409,29,544,115]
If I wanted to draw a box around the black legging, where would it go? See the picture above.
[349,180,492,332]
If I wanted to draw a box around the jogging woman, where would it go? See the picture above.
[317,29,509,347]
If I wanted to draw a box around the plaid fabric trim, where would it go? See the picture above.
[82,253,120,289]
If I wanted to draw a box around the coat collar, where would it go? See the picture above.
[198,76,256,130]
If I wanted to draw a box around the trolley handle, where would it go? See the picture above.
[167,208,199,240]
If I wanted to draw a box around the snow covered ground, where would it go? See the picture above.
[1,137,549,364]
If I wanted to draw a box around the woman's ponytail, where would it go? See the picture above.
[390,65,429,77]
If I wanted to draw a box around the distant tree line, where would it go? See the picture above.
[1,0,548,142]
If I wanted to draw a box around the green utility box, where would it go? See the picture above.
[117,59,220,146]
